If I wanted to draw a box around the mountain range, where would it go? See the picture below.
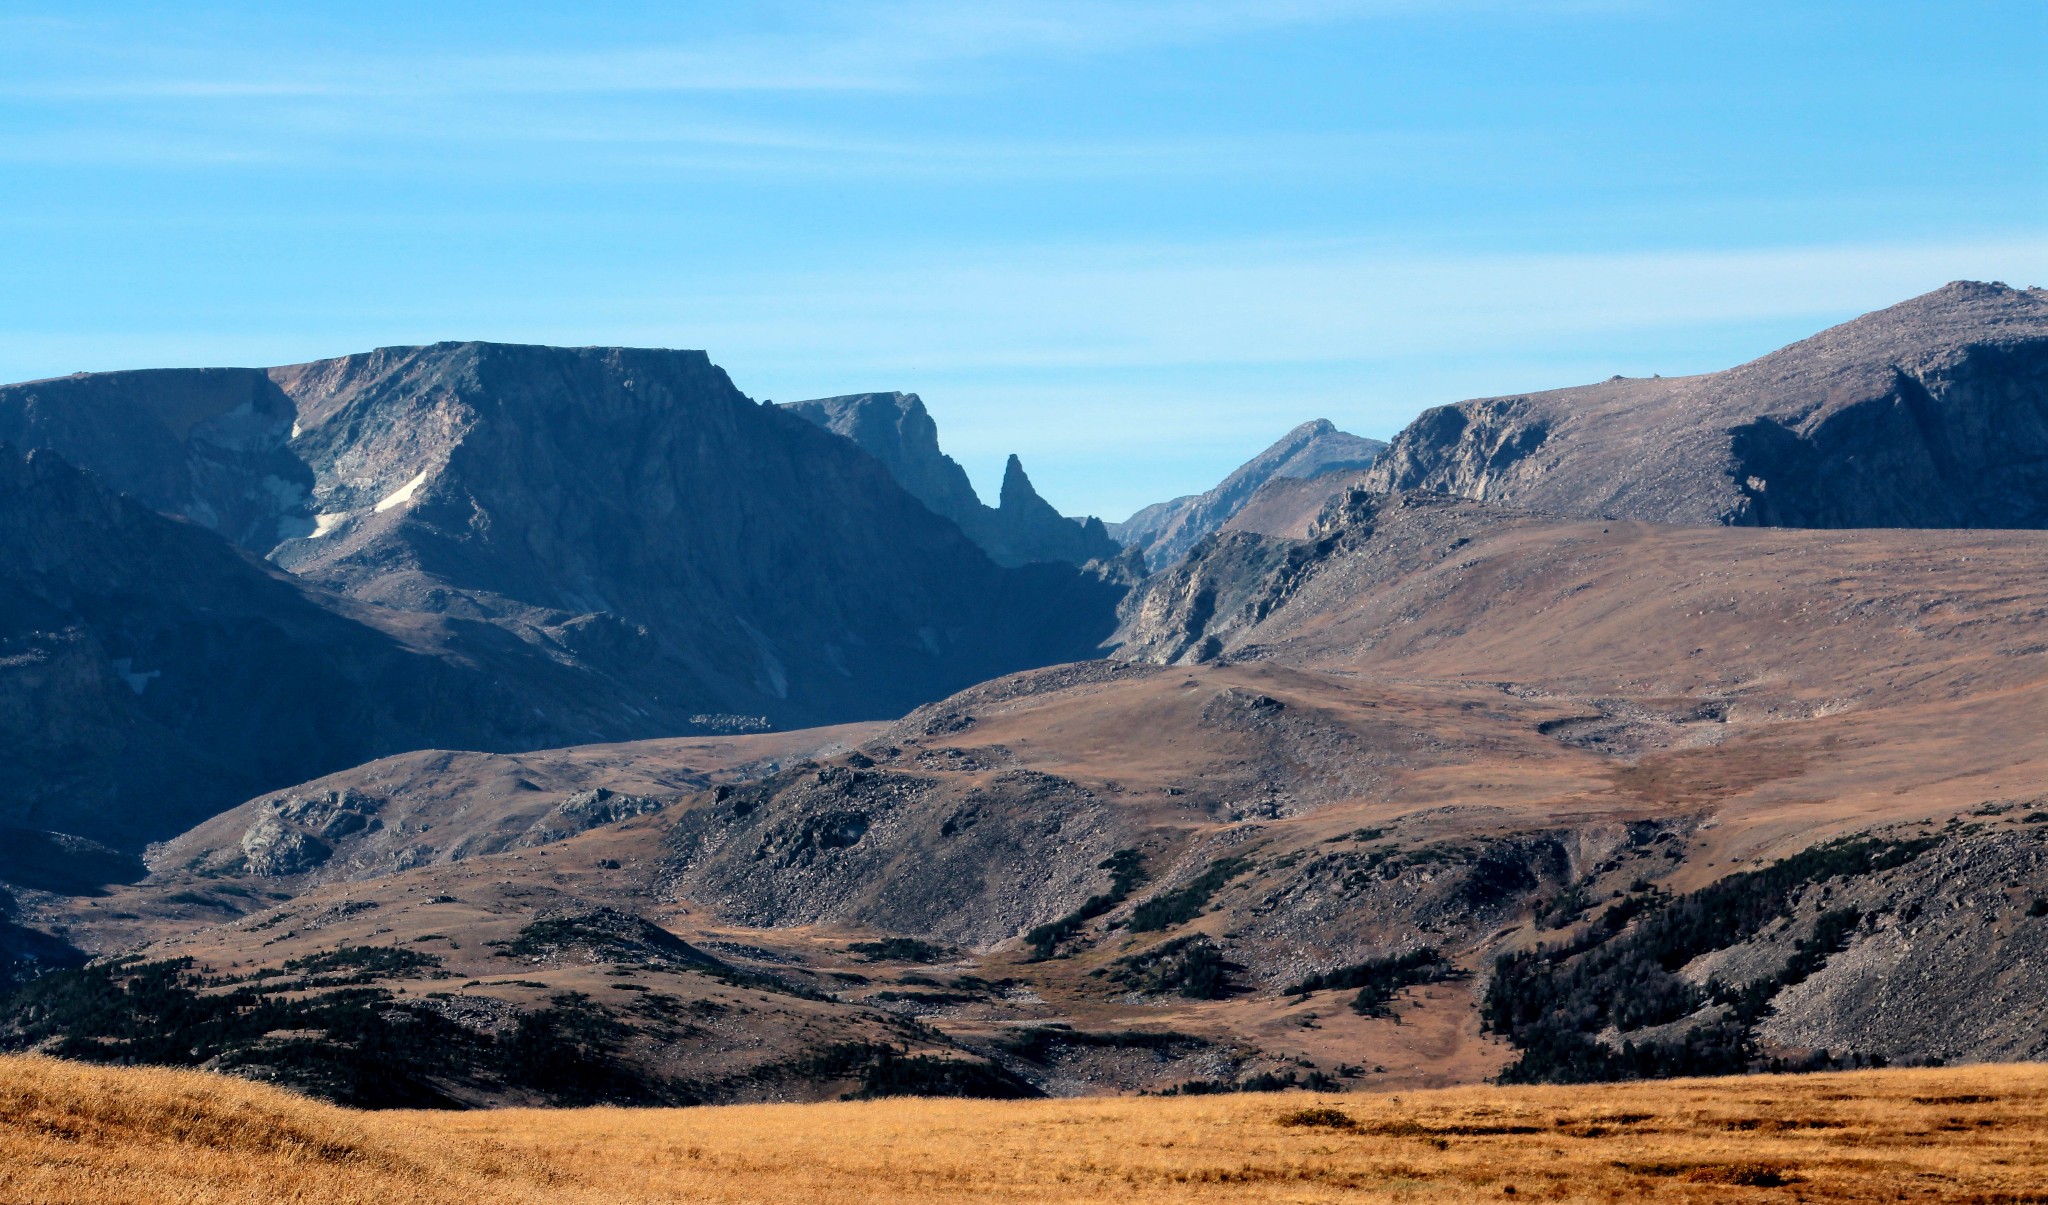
[5,280,2048,1106]
[0,443,661,851]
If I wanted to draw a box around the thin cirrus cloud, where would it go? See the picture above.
[0,0,1638,100]
[0,1,1520,176]
[0,116,1461,185]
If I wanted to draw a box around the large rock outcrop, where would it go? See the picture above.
[783,391,1120,567]
[1112,419,1384,570]
[1361,281,2048,527]
[1111,489,1459,665]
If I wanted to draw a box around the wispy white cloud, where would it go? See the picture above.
[0,0,1646,100]
[0,114,1465,182]
[0,0,1649,183]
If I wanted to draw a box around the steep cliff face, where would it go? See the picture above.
[1112,419,1384,570]
[783,392,1121,567]
[0,368,312,552]
[1361,281,2048,527]
[1112,489,1477,665]
[0,445,658,849]
[1110,530,1332,665]
[781,392,985,529]
[266,345,1122,726]
[0,345,1127,733]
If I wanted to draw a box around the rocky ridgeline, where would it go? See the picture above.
[0,345,1128,736]
[1361,281,2048,527]
[1113,419,1386,570]
[783,392,1122,567]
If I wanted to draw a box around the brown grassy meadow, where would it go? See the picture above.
[3,1057,2046,1203]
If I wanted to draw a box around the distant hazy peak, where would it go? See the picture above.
[1110,418,1385,571]
[1225,418,1384,487]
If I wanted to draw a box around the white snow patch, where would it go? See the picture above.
[374,470,429,513]
[310,512,351,538]
[289,421,301,439]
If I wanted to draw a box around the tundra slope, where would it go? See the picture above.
[30,491,2048,1101]
[1360,280,2048,528]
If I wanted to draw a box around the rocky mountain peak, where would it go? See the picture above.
[783,393,1120,568]
[780,392,986,534]
[998,453,1044,513]
[1111,419,1386,570]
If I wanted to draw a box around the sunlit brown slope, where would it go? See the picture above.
[34,489,2048,1101]
[1118,489,2048,857]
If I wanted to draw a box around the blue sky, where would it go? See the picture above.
[3,2,2044,520]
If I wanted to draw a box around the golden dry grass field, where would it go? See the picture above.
[3,1057,2046,1204]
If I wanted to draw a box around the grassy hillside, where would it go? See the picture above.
[2,1055,2043,1202]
